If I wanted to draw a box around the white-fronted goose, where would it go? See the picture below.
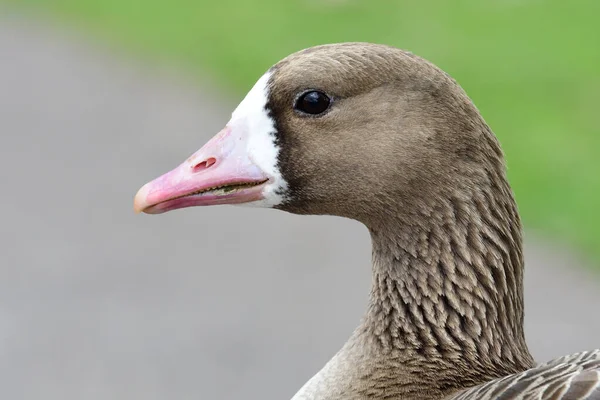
[133,43,600,400]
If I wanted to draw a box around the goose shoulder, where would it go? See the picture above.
[450,350,600,400]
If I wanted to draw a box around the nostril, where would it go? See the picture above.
[192,157,217,173]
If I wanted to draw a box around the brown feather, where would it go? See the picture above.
[257,43,599,399]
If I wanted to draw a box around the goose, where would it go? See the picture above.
[133,43,600,399]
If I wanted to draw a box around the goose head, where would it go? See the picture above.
[134,43,503,229]
[133,43,535,399]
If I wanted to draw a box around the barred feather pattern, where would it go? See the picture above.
[450,350,600,400]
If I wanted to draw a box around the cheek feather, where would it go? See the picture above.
[229,71,288,207]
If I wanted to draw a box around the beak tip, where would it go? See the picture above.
[133,185,149,214]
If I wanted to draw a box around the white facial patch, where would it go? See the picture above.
[228,71,288,207]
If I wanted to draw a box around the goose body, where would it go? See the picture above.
[134,43,600,399]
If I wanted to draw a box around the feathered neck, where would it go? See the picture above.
[358,146,535,398]
[293,132,535,400]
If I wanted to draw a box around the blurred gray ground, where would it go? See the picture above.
[1,12,599,400]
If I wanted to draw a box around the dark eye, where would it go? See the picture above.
[295,90,331,115]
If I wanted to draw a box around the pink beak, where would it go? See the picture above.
[133,126,269,214]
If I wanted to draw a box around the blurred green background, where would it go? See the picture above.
[4,0,600,260]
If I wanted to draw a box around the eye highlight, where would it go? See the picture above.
[294,90,331,116]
